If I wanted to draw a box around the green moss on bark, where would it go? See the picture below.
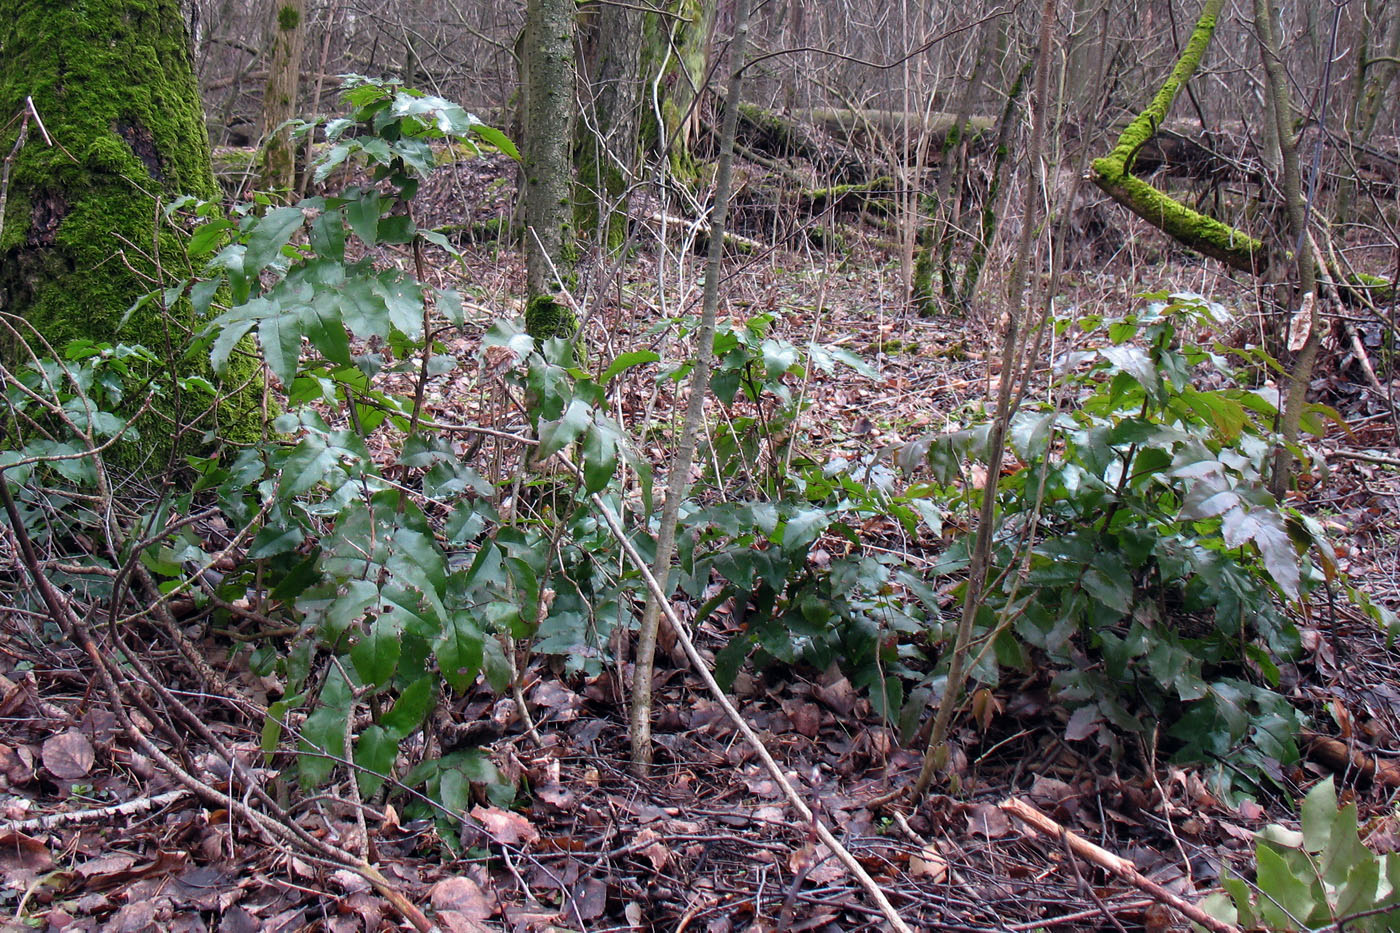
[0,0,261,456]
[525,294,577,342]
[1089,0,1265,274]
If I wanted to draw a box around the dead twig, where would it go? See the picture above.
[0,789,191,834]
[1000,797,1241,933]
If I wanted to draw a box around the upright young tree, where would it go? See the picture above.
[0,0,258,452]
[521,0,575,310]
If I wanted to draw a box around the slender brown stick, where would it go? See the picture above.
[1001,798,1241,933]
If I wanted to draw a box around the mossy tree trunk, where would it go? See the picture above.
[574,0,642,251]
[639,0,715,182]
[522,0,575,305]
[1089,0,1394,307]
[261,0,307,195]
[0,0,260,456]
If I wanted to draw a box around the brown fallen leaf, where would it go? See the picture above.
[470,805,540,845]
[909,842,948,882]
[565,877,608,922]
[42,730,95,780]
[430,876,494,920]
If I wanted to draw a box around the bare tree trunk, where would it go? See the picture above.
[630,0,753,776]
[522,0,575,302]
[1255,0,1319,499]
[261,0,307,194]
[575,0,643,249]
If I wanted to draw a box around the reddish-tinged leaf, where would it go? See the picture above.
[42,730,95,780]
[633,828,670,872]
[470,805,539,845]
[1065,705,1102,741]
[782,699,823,738]
[788,843,844,884]
[0,831,52,873]
[964,803,1013,839]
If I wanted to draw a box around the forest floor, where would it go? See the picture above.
[1,150,1399,932]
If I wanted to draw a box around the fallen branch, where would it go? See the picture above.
[0,789,192,834]
[1000,797,1240,933]
[1301,731,1400,788]
[644,211,765,252]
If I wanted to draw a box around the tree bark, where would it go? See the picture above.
[261,0,307,194]
[575,0,642,249]
[639,0,715,180]
[0,0,261,453]
[522,0,575,303]
[1088,0,1261,272]
[1255,0,1318,499]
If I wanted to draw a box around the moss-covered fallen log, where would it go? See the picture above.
[1090,0,1394,303]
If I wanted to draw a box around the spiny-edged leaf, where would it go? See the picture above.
[373,272,425,339]
[436,287,466,327]
[297,664,352,788]
[280,435,343,497]
[436,612,484,692]
[299,302,352,366]
[472,123,520,160]
[381,675,436,739]
[1301,777,1339,853]
[1223,507,1301,600]
[1101,345,1162,396]
[1332,856,1381,922]
[780,507,830,557]
[188,218,234,258]
[581,418,620,493]
[244,206,305,272]
[308,207,345,261]
[1254,844,1316,929]
[210,319,255,376]
[354,724,397,798]
[1009,411,1056,460]
[760,338,800,379]
[378,214,416,244]
[313,143,352,183]
[599,350,660,386]
[352,616,402,688]
[346,190,381,246]
[438,764,471,815]
[247,524,304,560]
[1180,388,1248,441]
[1317,803,1373,885]
[537,398,593,459]
[1219,874,1255,929]
[258,312,302,386]
[262,694,303,758]
[1179,481,1241,521]
[338,277,389,340]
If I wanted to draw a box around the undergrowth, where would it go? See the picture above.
[2,78,1396,857]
